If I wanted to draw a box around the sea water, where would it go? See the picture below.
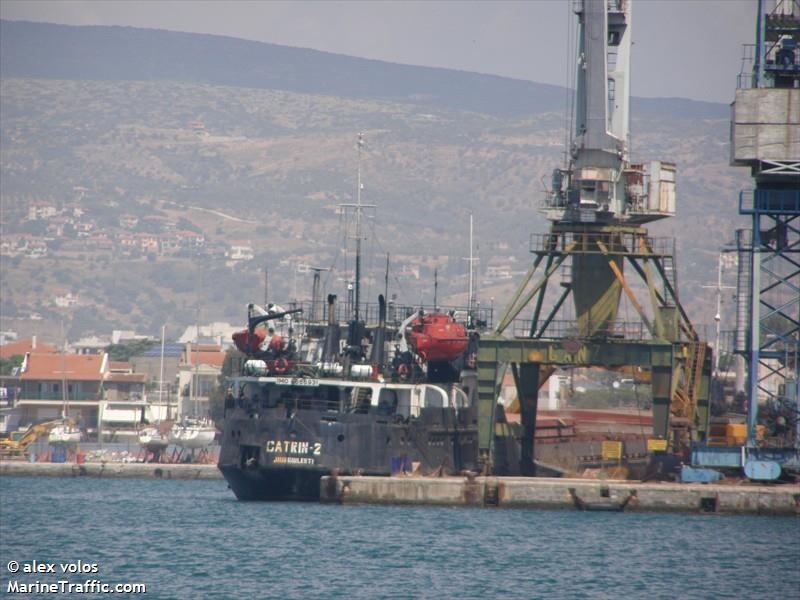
[1,476,798,599]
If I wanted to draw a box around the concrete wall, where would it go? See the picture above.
[0,461,222,480]
[321,475,800,516]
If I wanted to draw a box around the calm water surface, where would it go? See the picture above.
[1,477,798,599]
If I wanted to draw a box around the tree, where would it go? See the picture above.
[0,354,23,376]
[20,220,48,236]
[104,339,157,361]
[177,217,202,234]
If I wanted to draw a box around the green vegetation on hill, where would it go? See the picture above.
[104,340,157,362]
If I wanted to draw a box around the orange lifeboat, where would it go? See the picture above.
[407,313,468,362]
[232,328,266,355]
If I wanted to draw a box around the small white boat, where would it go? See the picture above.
[48,424,82,444]
[168,419,216,449]
[138,426,170,448]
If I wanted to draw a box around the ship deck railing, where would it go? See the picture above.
[282,300,493,329]
[231,386,429,418]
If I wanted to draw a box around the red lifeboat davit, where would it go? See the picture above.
[407,313,468,362]
[232,328,266,355]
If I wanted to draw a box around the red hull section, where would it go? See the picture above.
[232,329,266,355]
[408,313,468,362]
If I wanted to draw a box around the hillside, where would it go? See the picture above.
[0,21,750,342]
[0,20,727,120]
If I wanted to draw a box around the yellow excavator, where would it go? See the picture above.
[0,419,72,460]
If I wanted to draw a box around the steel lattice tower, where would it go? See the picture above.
[731,0,800,451]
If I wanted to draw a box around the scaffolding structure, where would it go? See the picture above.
[731,0,800,455]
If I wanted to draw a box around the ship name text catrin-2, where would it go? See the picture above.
[265,440,322,456]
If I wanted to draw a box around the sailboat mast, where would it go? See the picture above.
[60,320,67,420]
[158,324,166,417]
[468,213,474,317]
[193,308,199,419]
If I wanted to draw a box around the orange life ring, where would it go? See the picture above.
[274,357,289,374]
[397,363,410,380]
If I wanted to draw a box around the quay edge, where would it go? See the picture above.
[320,475,800,517]
[0,461,223,480]
[2,463,797,516]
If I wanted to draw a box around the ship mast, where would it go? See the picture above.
[384,252,390,307]
[434,267,438,311]
[339,133,375,323]
[354,132,363,322]
[463,212,479,323]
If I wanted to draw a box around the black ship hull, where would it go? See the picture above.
[220,464,328,501]
[218,405,481,501]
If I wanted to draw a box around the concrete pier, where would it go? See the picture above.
[0,461,223,480]
[321,475,800,516]
[3,462,798,515]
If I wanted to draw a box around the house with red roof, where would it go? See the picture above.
[158,233,181,255]
[175,230,205,249]
[14,352,157,438]
[17,352,107,428]
[0,337,59,360]
[134,232,159,253]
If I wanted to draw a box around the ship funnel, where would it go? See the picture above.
[322,294,341,362]
[370,294,387,369]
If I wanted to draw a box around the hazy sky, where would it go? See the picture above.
[1,0,756,103]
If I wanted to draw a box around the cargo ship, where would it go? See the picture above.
[219,133,525,500]
[217,295,514,500]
